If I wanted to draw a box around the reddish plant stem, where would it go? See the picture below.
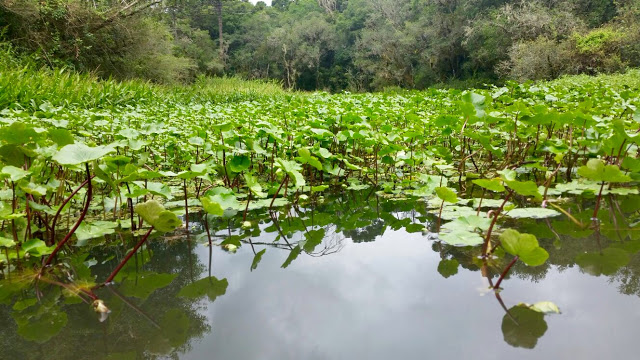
[243,192,252,222]
[482,191,513,256]
[183,179,189,233]
[41,163,93,272]
[494,255,519,289]
[592,181,606,220]
[49,175,94,246]
[102,227,154,286]
[270,175,288,209]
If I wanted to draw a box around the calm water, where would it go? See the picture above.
[2,193,640,359]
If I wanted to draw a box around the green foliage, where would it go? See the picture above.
[500,229,549,266]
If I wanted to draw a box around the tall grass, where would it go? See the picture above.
[0,43,288,111]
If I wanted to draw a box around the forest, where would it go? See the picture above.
[2,0,640,90]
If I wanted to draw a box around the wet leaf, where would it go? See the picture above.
[439,230,484,247]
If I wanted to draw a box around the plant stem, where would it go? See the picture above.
[102,227,154,285]
[482,190,512,256]
[494,255,519,289]
[270,175,288,208]
[183,179,189,232]
[592,181,606,220]
[41,163,93,272]
[49,175,94,246]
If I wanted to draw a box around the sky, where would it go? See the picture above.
[249,0,272,5]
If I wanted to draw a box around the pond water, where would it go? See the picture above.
[1,192,640,360]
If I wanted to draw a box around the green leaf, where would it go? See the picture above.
[229,155,251,173]
[178,276,228,301]
[303,229,325,253]
[506,208,561,219]
[441,215,491,232]
[505,180,542,200]
[134,200,182,232]
[472,178,505,192]
[75,221,118,245]
[251,249,266,271]
[577,159,631,183]
[281,245,302,268]
[527,301,561,314]
[500,229,548,266]
[200,193,240,216]
[1,166,30,182]
[119,272,177,299]
[439,230,484,247]
[15,307,67,344]
[575,248,631,276]
[435,187,457,203]
[48,128,75,146]
[0,236,16,248]
[244,173,266,198]
[501,306,548,349]
[52,143,115,165]
[437,259,459,278]
[19,182,47,196]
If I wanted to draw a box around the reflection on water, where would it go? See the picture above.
[1,191,640,359]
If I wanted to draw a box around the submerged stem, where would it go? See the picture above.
[494,255,519,290]
[41,163,93,272]
[101,227,154,286]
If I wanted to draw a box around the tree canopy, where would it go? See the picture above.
[1,0,639,90]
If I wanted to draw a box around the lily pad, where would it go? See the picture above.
[439,230,484,247]
[506,208,561,219]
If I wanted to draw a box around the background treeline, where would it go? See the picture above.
[2,0,640,90]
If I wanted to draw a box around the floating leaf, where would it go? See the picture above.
[439,230,484,247]
[526,301,561,314]
[15,307,67,344]
[506,208,561,219]
[441,215,491,232]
